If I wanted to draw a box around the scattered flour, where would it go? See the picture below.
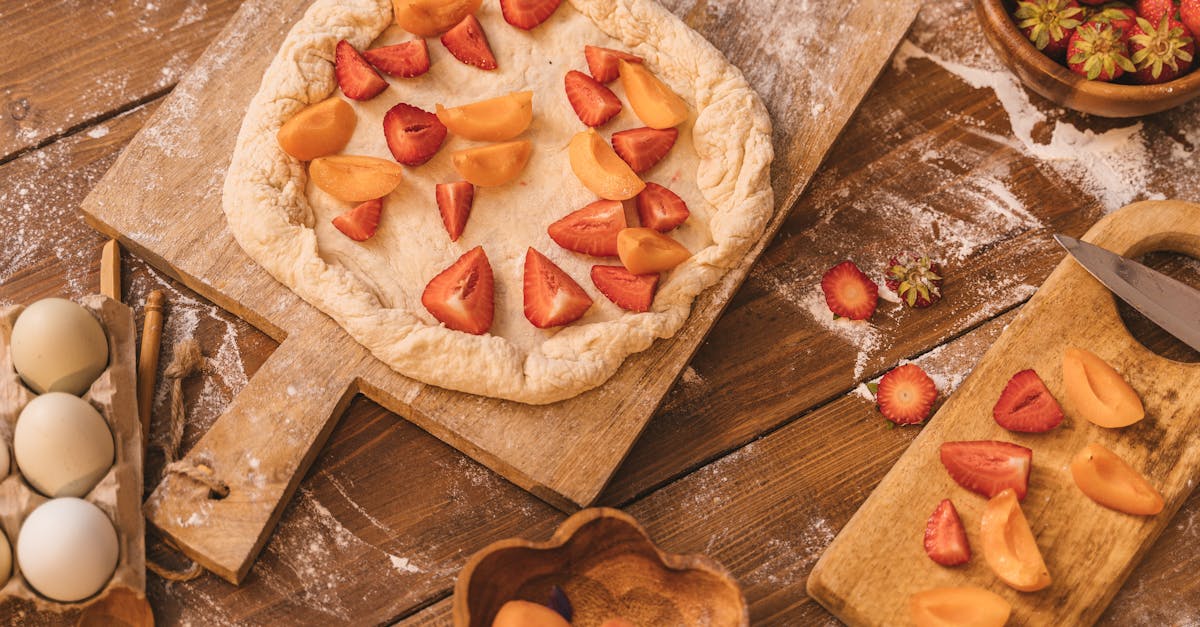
[85,125,110,139]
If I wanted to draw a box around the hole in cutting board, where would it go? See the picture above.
[1116,251,1200,364]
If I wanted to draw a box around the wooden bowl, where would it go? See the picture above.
[974,0,1200,117]
[453,508,748,627]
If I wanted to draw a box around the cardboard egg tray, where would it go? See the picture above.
[0,295,146,615]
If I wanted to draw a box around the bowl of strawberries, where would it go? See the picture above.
[975,0,1200,116]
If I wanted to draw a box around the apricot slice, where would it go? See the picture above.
[1071,443,1164,515]
[491,600,569,627]
[617,228,690,275]
[392,0,481,36]
[980,488,1051,592]
[309,155,404,202]
[451,140,532,187]
[568,129,645,200]
[436,91,533,142]
[1062,347,1144,428]
[277,97,357,161]
[909,587,1012,627]
[618,59,689,129]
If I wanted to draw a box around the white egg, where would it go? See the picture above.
[17,498,119,602]
[0,440,8,479]
[14,393,114,498]
[0,527,11,589]
[10,298,109,396]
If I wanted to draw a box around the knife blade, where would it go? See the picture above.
[1054,234,1200,352]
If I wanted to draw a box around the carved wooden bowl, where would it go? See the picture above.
[453,508,748,627]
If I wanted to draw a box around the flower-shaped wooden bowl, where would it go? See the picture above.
[975,0,1200,117]
[453,508,748,627]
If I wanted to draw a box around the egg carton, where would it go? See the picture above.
[0,295,145,616]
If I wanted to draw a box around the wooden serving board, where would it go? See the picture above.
[80,0,921,584]
[807,200,1200,626]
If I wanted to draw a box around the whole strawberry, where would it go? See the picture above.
[1128,16,1196,83]
[1015,0,1086,60]
[1068,23,1136,79]
[1182,0,1200,47]
[885,254,944,308]
[1135,0,1176,25]
[1086,2,1139,38]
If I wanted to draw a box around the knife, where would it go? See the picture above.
[1054,234,1200,352]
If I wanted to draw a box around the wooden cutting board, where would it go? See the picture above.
[80,0,920,584]
[807,200,1200,625]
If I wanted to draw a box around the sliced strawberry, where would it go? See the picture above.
[635,183,689,232]
[820,261,878,320]
[591,265,658,312]
[383,103,448,166]
[564,70,622,127]
[524,248,593,328]
[547,200,626,257]
[363,40,431,78]
[924,499,970,567]
[612,127,677,174]
[584,45,644,83]
[421,246,494,335]
[332,198,383,241]
[993,369,1064,433]
[940,440,1033,501]
[335,40,388,101]
[876,364,937,425]
[436,181,475,241]
[500,0,563,30]
[441,15,497,70]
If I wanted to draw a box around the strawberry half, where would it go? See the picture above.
[547,199,626,256]
[383,103,448,166]
[940,440,1033,501]
[436,181,475,242]
[820,261,878,320]
[335,40,388,101]
[564,70,622,127]
[524,248,593,328]
[584,45,644,83]
[591,265,658,312]
[442,14,498,70]
[992,369,1064,433]
[363,40,431,78]
[500,0,563,30]
[332,198,383,241]
[924,499,970,567]
[421,246,494,335]
[635,183,690,232]
[876,364,937,425]
[612,127,678,173]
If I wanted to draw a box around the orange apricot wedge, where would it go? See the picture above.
[451,140,532,187]
[436,91,533,142]
[568,129,645,200]
[392,0,481,36]
[618,59,689,129]
[490,600,569,627]
[980,488,1051,592]
[1062,347,1144,428]
[617,228,690,275]
[276,97,357,161]
[309,155,404,202]
[909,587,1012,627]
[1070,443,1164,515]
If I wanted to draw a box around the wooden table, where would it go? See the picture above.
[2,0,1198,624]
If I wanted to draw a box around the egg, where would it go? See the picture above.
[17,498,119,602]
[14,393,114,497]
[0,528,11,588]
[10,298,109,396]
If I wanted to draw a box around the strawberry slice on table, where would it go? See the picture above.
[564,70,622,127]
[363,40,431,78]
[332,198,384,241]
[335,40,388,100]
[383,103,448,166]
[820,260,878,320]
[524,248,593,328]
[421,246,494,335]
[940,440,1033,501]
[435,181,475,242]
[993,369,1064,433]
[635,183,689,232]
[591,265,658,312]
[442,14,498,70]
[500,0,563,30]
[585,45,643,83]
[547,199,626,257]
[924,499,970,567]
[876,364,937,425]
[612,127,678,173]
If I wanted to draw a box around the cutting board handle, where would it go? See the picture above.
[1085,199,1200,259]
